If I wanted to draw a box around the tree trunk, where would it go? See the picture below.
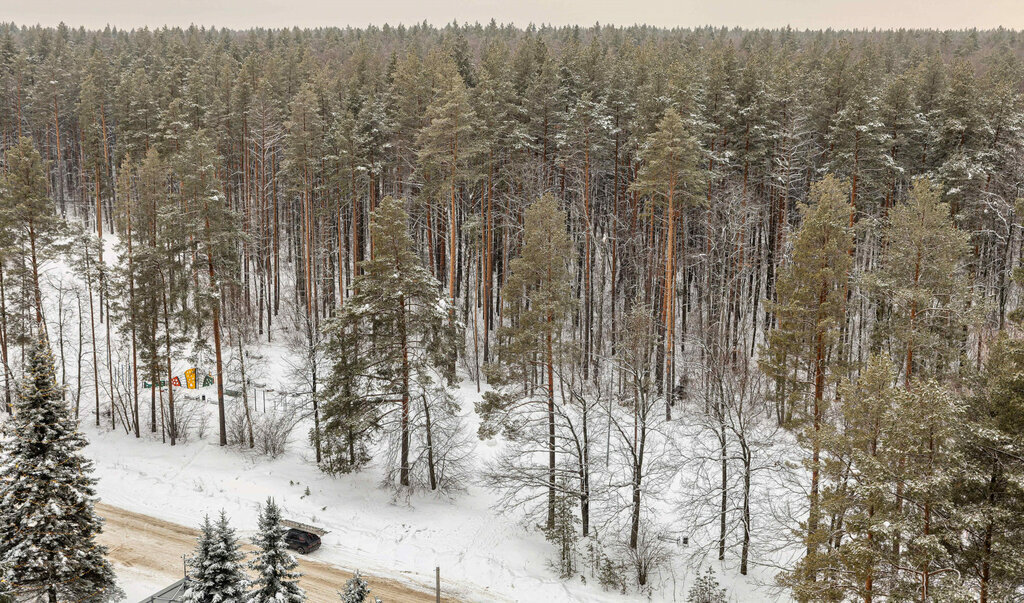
[741,440,751,575]
[719,416,727,561]
[206,213,228,447]
[400,293,411,488]
[85,251,100,427]
[424,394,437,491]
[161,283,176,446]
[239,336,254,448]
[663,181,676,420]
[0,266,11,414]
[546,326,556,531]
[28,218,44,326]
[127,201,140,438]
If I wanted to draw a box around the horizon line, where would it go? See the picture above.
[1,20,1020,34]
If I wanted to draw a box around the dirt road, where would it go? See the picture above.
[96,503,455,603]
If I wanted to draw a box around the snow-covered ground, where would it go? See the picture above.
[85,382,632,602]
[112,564,171,601]
[81,377,785,602]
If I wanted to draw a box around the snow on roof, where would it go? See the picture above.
[139,578,188,603]
[282,518,328,536]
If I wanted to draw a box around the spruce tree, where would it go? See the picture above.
[546,481,579,579]
[184,511,250,603]
[0,337,121,602]
[249,498,304,603]
[0,162,13,415]
[183,516,216,602]
[339,571,380,603]
[686,567,728,603]
[319,310,375,475]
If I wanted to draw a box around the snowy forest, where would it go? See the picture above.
[1,21,1024,602]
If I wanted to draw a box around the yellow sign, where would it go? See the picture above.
[185,368,197,389]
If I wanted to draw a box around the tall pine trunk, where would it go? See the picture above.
[206,212,228,447]
[546,324,556,531]
[0,265,11,414]
[400,293,410,488]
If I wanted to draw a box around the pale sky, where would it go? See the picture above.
[1,0,1022,31]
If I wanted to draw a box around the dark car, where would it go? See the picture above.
[284,527,322,554]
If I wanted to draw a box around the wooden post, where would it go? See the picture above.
[435,566,440,603]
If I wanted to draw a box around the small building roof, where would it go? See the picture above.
[139,578,188,603]
[282,518,328,537]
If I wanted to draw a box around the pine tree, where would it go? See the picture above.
[339,571,380,603]
[478,194,574,530]
[113,66,157,165]
[954,333,1024,602]
[127,148,189,441]
[633,107,705,418]
[935,59,988,223]
[176,129,238,448]
[877,177,970,384]
[387,49,431,202]
[184,511,250,603]
[0,337,121,602]
[323,196,462,490]
[0,25,1022,603]
[282,81,324,316]
[820,354,899,601]
[557,91,611,379]
[416,67,480,324]
[763,175,852,601]
[249,498,304,603]
[78,54,111,313]
[473,40,524,365]
[1,137,59,326]
[887,380,966,601]
[823,69,892,220]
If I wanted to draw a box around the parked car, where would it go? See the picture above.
[284,527,321,554]
[282,521,324,554]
